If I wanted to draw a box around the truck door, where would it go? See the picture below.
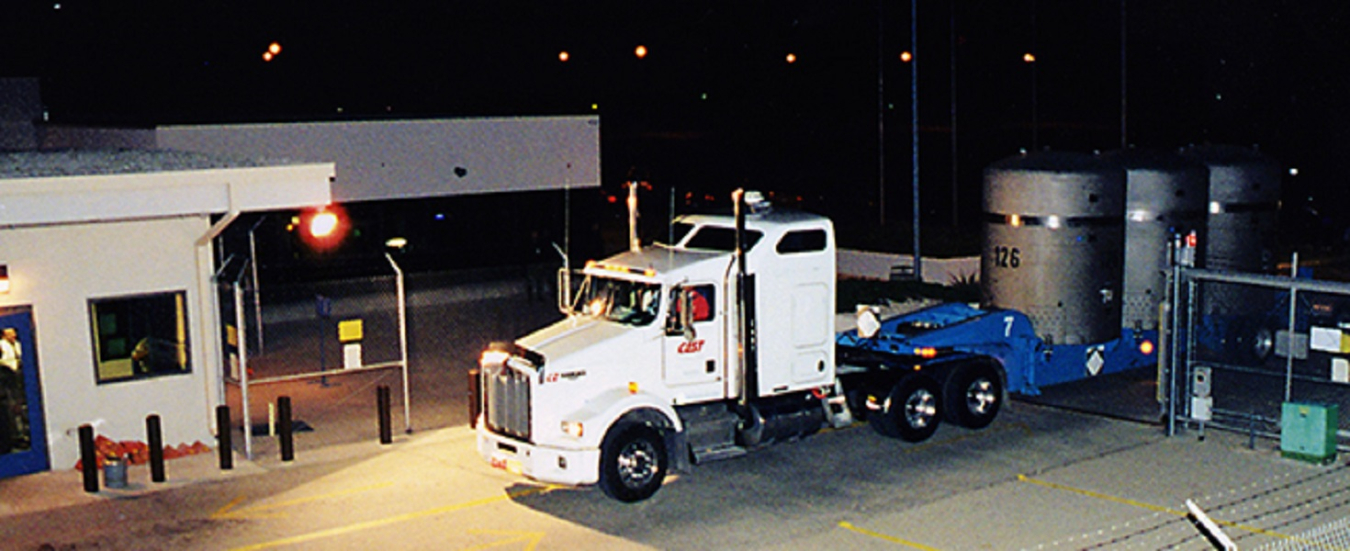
[663,284,724,403]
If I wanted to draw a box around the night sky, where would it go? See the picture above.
[4,1,1350,251]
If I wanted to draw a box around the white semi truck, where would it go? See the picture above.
[475,190,1154,501]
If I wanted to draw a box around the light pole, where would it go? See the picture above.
[910,0,921,281]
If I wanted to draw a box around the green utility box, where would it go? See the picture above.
[1281,402,1339,465]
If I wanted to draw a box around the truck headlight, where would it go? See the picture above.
[561,420,584,438]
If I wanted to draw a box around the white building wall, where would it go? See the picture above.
[0,216,216,469]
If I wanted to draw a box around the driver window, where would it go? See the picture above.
[668,284,716,334]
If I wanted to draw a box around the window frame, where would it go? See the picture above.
[88,290,192,385]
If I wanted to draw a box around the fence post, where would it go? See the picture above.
[378,385,392,445]
[216,405,233,470]
[468,368,481,429]
[278,396,294,462]
[78,424,98,493]
[146,414,166,483]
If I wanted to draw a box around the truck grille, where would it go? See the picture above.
[484,365,531,441]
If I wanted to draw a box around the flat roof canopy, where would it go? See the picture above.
[0,149,334,227]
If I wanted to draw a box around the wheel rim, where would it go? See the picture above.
[617,439,659,489]
[1253,327,1274,360]
[904,388,938,428]
[965,378,998,416]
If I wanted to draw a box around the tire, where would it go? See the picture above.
[598,424,667,502]
[943,362,1003,429]
[870,374,942,442]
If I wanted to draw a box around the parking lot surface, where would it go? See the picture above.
[3,397,1349,550]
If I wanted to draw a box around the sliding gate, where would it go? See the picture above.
[1164,264,1350,445]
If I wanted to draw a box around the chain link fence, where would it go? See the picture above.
[1166,266,1350,446]
[217,263,561,459]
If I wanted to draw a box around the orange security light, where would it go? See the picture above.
[297,205,349,252]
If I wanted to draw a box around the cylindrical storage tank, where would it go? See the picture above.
[982,151,1126,345]
[1181,145,1281,275]
[1101,149,1209,331]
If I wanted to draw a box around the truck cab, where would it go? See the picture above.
[476,196,839,501]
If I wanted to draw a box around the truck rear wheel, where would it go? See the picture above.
[870,374,941,442]
[944,362,1002,429]
[599,424,667,502]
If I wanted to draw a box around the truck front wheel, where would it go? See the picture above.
[944,361,1002,429]
[599,424,668,502]
[871,374,942,442]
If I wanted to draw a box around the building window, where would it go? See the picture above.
[89,291,190,384]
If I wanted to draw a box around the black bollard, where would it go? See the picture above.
[278,396,294,462]
[377,385,392,445]
[78,424,98,493]
[467,368,481,429]
[146,414,166,483]
[216,405,233,470]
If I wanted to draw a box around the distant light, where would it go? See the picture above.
[385,237,408,250]
[591,103,599,110]
[700,92,708,100]
[1022,52,1036,63]
[434,213,446,221]
[268,42,282,55]
[785,53,797,64]
[52,3,60,9]
[634,45,648,59]
[262,52,274,62]
[1139,340,1155,356]
[900,51,913,63]
[558,51,570,62]
[1289,167,1299,176]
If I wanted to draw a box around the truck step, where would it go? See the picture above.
[825,394,855,428]
[678,404,745,464]
[692,444,747,464]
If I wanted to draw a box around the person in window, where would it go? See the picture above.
[0,328,20,454]
[131,337,152,374]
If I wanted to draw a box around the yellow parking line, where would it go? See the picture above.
[838,521,941,550]
[228,485,559,551]
[462,529,546,551]
[213,482,395,519]
[1016,474,1181,516]
[1016,474,1337,549]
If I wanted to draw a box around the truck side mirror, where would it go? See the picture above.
[666,287,697,340]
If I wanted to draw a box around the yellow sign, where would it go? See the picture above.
[338,319,363,343]
[226,325,238,347]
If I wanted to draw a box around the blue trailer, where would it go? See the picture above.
[834,302,1158,442]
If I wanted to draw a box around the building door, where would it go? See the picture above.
[0,307,49,478]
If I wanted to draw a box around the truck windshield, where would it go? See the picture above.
[578,276,661,326]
